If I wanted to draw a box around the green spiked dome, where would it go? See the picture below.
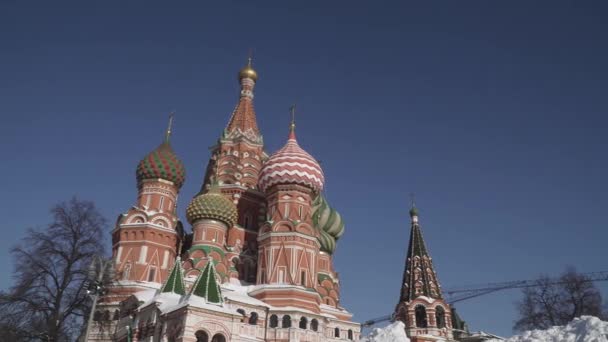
[186,184,238,227]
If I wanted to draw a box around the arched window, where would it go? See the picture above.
[299,316,308,329]
[311,319,319,332]
[334,327,340,338]
[348,329,354,340]
[435,306,446,328]
[237,308,246,322]
[93,311,102,321]
[113,310,120,320]
[249,312,258,325]
[415,305,428,328]
[282,315,292,328]
[211,333,226,342]
[269,314,278,328]
[195,330,209,342]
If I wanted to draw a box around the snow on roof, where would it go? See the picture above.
[486,316,608,342]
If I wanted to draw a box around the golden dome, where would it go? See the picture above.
[238,58,258,82]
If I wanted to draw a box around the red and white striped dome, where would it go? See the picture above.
[259,129,324,193]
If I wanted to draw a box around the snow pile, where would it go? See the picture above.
[488,316,608,342]
[361,321,410,342]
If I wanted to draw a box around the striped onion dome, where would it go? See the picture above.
[312,194,345,238]
[186,184,237,227]
[318,229,336,254]
[312,194,345,254]
[136,142,186,189]
[258,127,324,193]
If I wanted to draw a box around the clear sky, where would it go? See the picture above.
[1,1,607,337]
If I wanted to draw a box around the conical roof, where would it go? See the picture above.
[160,257,185,295]
[398,208,444,302]
[190,260,223,304]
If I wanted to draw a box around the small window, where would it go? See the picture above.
[301,271,306,287]
[260,270,266,283]
[148,266,156,282]
[334,327,340,338]
[348,329,353,340]
[282,315,291,328]
[298,205,303,218]
[311,319,319,332]
[269,314,278,328]
[299,317,308,329]
[436,306,446,328]
[415,305,428,328]
[195,332,209,342]
[249,312,258,325]
[159,196,165,211]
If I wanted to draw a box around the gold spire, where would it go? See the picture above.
[238,51,258,82]
[288,104,297,139]
[165,112,175,143]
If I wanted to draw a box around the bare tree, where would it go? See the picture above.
[514,267,604,331]
[0,198,107,341]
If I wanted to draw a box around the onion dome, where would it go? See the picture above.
[409,206,419,218]
[238,57,258,82]
[259,122,324,193]
[186,183,237,227]
[312,194,345,238]
[318,229,336,254]
[136,116,186,189]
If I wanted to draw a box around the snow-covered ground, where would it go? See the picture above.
[487,316,608,342]
[360,316,608,342]
[360,321,409,342]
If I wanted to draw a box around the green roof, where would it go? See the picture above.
[190,260,223,304]
[160,257,185,295]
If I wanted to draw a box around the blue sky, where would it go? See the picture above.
[1,1,607,337]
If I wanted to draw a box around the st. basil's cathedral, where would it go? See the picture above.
[90,59,457,342]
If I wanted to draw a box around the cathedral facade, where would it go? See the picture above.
[90,60,360,342]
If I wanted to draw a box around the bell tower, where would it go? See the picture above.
[394,204,453,341]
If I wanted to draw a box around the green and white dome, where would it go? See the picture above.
[312,194,345,254]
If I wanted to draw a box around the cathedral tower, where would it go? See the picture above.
[394,205,453,341]
[110,115,185,299]
[184,59,267,283]
[252,116,325,312]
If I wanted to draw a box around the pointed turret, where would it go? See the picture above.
[399,205,443,302]
[224,57,261,143]
[190,260,223,304]
[394,203,453,340]
[160,257,185,295]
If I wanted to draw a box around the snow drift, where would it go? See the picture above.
[360,316,608,342]
[360,321,410,342]
[487,316,608,342]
